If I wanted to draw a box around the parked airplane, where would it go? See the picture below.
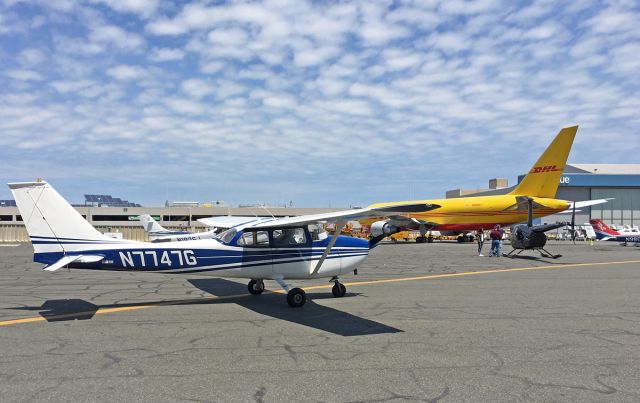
[9,180,438,307]
[363,126,609,242]
[590,219,640,243]
[139,214,220,242]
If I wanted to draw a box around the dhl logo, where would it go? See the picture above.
[531,165,560,174]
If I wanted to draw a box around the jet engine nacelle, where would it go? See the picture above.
[370,221,398,237]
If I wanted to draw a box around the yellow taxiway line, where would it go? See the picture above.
[2,259,640,327]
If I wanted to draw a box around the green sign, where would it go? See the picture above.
[128,215,161,221]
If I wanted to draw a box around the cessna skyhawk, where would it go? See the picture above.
[9,180,438,307]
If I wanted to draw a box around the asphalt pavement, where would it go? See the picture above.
[1,240,639,402]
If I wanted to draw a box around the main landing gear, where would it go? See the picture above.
[275,277,307,308]
[248,277,347,307]
[247,279,265,295]
[331,277,346,298]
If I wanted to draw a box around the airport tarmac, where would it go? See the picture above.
[1,241,640,402]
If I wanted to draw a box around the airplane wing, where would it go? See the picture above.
[247,203,440,229]
[197,216,272,228]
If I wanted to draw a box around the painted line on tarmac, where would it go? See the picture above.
[2,259,639,327]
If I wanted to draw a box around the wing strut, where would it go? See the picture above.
[311,220,345,276]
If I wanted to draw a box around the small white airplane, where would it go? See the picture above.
[9,180,439,307]
[139,214,219,242]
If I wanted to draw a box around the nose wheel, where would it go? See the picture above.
[331,279,346,298]
[248,279,265,295]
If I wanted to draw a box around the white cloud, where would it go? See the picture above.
[164,98,206,115]
[18,48,46,65]
[263,95,297,109]
[181,78,214,99]
[208,27,249,46]
[90,24,145,51]
[106,65,146,80]
[6,69,44,81]
[149,47,185,62]
[93,0,159,18]
[294,46,340,67]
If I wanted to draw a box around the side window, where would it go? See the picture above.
[307,224,327,240]
[272,228,307,247]
[237,230,269,247]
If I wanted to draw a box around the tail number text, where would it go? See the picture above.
[119,250,197,268]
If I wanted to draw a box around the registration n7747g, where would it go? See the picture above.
[119,250,197,268]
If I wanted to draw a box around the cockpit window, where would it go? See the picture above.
[237,230,269,247]
[272,228,307,247]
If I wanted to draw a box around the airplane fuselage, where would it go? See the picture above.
[32,234,369,280]
[366,195,570,231]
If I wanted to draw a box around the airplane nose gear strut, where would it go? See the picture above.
[247,279,265,295]
[276,277,306,307]
[331,276,346,298]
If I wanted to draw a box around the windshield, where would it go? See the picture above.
[215,227,237,244]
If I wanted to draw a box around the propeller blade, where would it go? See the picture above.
[571,201,576,244]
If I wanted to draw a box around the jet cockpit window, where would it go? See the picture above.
[307,223,327,241]
[237,230,269,247]
[272,228,307,247]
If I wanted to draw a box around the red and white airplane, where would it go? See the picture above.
[590,219,640,243]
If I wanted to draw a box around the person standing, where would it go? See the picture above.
[476,228,485,256]
[489,224,504,257]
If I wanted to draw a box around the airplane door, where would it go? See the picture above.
[237,229,273,278]
[271,227,312,277]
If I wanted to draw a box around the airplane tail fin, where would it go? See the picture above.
[8,180,115,254]
[509,126,578,198]
[589,219,619,235]
[139,214,169,234]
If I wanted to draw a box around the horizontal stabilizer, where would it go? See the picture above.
[43,255,104,272]
[569,198,613,209]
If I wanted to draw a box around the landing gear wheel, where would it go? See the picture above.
[332,282,346,298]
[416,236,426,243]
[287,288,306,307]
[248,279,265,295]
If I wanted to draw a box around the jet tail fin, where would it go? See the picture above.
[510,126,578,198]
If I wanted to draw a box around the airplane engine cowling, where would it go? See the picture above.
[370,221,398,237]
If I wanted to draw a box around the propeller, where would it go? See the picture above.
[526,197,533,227]
[571,201,577,244]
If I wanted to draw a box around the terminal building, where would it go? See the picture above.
[446,164,640,227]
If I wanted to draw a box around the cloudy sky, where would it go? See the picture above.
[1,0,638,207]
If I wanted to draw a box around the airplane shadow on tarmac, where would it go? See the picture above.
[9,279,402,337]
[187,278,402,336]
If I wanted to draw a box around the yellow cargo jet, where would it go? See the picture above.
[365,126,608,242]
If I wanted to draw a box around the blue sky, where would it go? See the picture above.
[1,0,639,207]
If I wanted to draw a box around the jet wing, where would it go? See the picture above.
[247,203,440,229]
